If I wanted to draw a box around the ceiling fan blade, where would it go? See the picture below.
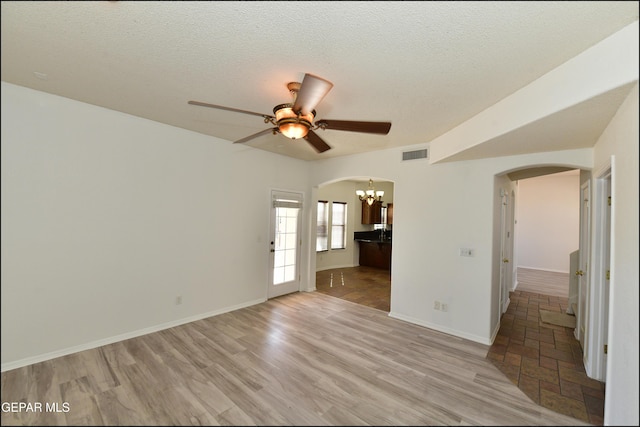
[315,119,391,135]
[188,101,274,119]
[292,74,334,115]
[304,129,332,153]
[233,128,277,144]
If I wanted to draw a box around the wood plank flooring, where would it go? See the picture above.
[0,290,588,426]
[516,268,570,298]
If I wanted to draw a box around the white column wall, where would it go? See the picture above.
[593,83,639,426]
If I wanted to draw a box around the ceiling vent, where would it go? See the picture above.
[402,148,428,161]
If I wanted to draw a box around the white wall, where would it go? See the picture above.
[1,21,638,427]
[311,148,592,345]
[515,171,580,273]
[593,83,639,426]
[0,82,311,368]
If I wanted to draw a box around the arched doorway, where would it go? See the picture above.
[313,177,394,312]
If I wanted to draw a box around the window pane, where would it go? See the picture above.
[273,267,285,284]
[284,265,296,282]
[316,201,329,251]
[274,250,285,268]
[331,202,347,249]
[273,205,299,284]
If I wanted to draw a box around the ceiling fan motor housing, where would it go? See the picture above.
[273,103,315,139]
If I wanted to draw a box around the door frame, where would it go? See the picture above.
[498,188,512,316]
[268,189,304,299]
[576,180,591,350]
[586,159,613,381]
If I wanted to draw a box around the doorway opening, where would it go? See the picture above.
[314,177,394,312]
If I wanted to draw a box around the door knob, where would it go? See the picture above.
[502,258,509,263]
[575,270,584,276]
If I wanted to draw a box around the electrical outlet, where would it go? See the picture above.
[441,303,448,312]
[175,296,182,305]
[434,301,441,310]
[459,248,473,257]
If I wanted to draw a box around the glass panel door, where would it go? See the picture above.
[268,190,302,298]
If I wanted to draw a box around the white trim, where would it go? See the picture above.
[516,265,570,274]
[0,298,266,373]
[388,311,493,346]
[268,189,305,299]
[315,263,357,272]
[586,157,614,381]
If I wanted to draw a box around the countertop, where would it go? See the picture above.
[354,238,392,243]
[353,230,392,243]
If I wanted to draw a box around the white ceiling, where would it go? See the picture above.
[1,1,638,161]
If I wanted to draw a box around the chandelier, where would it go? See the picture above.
[356,179,384,205]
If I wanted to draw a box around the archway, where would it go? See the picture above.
[312,176,395,312]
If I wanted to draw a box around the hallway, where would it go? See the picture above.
[315,266,605,425]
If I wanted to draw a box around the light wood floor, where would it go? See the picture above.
[1,292,589,426]
[516,267,570,298]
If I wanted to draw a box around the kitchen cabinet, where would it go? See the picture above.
[361,200,382,224]
[358,241,392,270]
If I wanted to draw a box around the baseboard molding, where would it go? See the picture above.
[315,263,357,272]
[387,311,492,346]
[518,265,569,274]
[1,297,266,373]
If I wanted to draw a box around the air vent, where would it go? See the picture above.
[402,148,428,161]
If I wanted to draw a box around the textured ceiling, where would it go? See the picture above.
[1,1,638,161]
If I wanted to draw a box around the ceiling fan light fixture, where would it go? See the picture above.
[273,103,315,139]
[188,72,391,153]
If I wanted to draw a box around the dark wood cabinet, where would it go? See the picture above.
[361,200,382,224]
[358,241,392,270]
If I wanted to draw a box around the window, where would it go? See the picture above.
[316,200,328,251]
[331,202,347,249]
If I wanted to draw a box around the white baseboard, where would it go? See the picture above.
[1,297,266,373]
[387,311,492,346]
[315,263,357,272]
[517,265,569,274]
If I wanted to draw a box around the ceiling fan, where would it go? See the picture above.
[188,73,392,153]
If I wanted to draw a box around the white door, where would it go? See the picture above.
[576,182,590,348]
[602,176,611,379]
[588,171,611,380]
[268,190,303,299]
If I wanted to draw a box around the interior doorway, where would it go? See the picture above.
[314,178,394,312]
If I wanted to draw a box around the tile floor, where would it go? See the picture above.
[315,266,391,312]
[315,266,606,426]
[487,289,606,425]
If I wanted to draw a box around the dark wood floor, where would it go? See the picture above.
[315,266,606,425]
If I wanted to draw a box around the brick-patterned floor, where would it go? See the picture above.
[487,289,606,425]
